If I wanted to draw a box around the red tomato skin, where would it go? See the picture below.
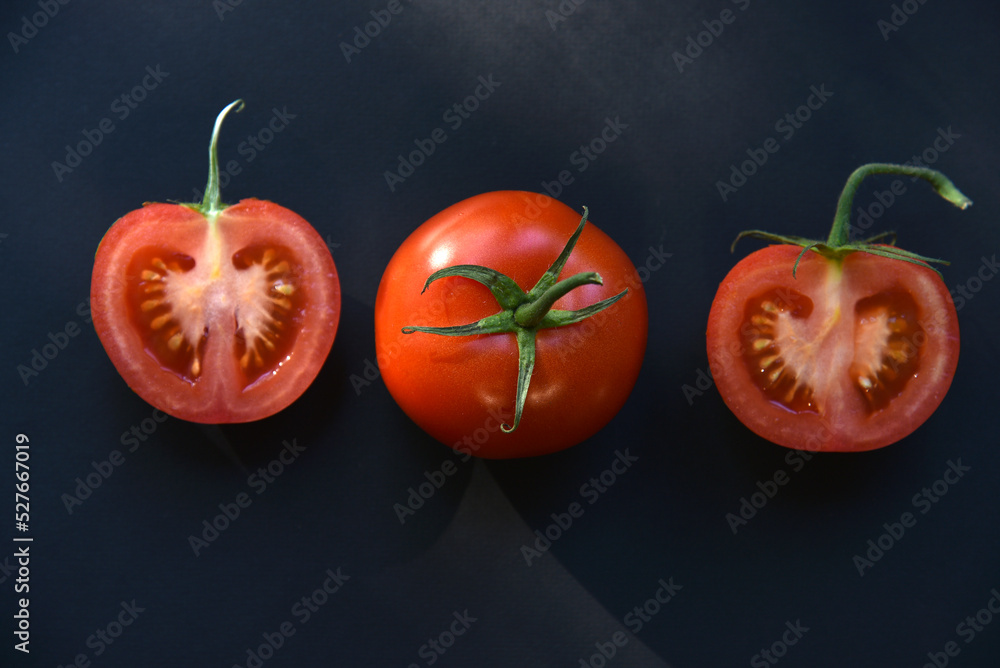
[374,192,648,459]
[91,199,340,423]
[706,244,959,452]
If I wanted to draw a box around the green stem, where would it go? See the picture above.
[198,99,244,217]
[514,271,603,328]
[828,163,972,247]
[502,329,537,433]
[402,207,627,434]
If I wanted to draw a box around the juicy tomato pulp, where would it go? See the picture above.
[706,245,959,451]
[374,192,648,459]
[92,199,340,423]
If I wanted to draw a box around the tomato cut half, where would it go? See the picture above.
[707,245,959,451]
[92,199,340,423]
[91,100,339,423]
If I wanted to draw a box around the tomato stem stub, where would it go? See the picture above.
[732,163,972,278]
[401,207,627,433]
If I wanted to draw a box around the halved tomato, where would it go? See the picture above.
[91,101,340,423]
[707,163,970,452]
[707,244,959,451]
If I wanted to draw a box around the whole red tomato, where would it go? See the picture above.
[374,192,648,459]
[91,101,340,423]
[707,163,970,452]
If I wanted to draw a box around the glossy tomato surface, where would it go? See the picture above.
[91,198,340,423]
[374,191,648,459]
[706,244,959,452]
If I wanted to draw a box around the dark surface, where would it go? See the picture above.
[3,1,1000,667]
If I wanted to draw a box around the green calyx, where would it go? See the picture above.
[182,99,245,218]
[402,207,627,433]
[732,162,972,277]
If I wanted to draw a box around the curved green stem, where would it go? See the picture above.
[537,290,628,329]
[420,265,527,310]
[196,99,244,217]
[828,163,972,246]
[529,206,591,297]
[502,329,537,433]
[730,162,971,279]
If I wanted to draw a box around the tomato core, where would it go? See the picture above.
[124,241,308,391]
[739,282,926,419]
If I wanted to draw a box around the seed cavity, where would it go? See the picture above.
[125,250,204,383]
[741,289,818,414]
[126,245,302,388]
[231,245,303,387]
[849,290,922,412]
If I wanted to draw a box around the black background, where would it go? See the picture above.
[3,1,1000,667]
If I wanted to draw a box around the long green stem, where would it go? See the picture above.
[828,163,972,247]
[198,99,244,217]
